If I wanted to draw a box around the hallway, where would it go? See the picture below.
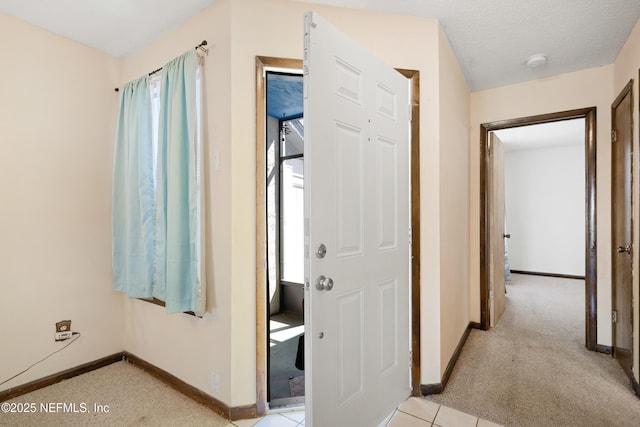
[429,274,640,426]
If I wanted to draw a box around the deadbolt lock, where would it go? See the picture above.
[315,243,327,259]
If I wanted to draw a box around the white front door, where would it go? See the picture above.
[303,12,411,427]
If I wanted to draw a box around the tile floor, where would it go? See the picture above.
[224,397,503,427]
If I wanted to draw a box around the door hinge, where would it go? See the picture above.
[487,138,493,156]
[612,129,618,143]
[409,227,412,245]
[612,310,617,323]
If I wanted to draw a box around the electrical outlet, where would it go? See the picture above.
[55,331,72,341]
[55,320,72,341]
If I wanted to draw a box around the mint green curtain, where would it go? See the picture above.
[112,76,155,297]
[154,49,203,314]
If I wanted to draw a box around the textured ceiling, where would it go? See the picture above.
[0,0,639,90]
[297,0,640,90]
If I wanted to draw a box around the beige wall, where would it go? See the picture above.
[229,0,447,400]
[613,17,640,383]
[437,25,471,377]
[230,0,470,392]
[120,0,234,403]
[0,13,123,391]
[469,65,615,346]
[5,0,635,410]
[0,0,482,407]
[6,0,635,410]
[119,0,470,406]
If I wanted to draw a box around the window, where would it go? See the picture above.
[112,49,205,315]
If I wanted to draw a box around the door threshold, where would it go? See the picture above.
[268,397,305,411]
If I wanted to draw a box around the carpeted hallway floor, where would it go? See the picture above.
[428,273,640,427]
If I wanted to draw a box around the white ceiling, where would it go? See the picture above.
[0,1,639,90]
[494,119,585,152]
[0,0,216,58]
[302,0,640,90]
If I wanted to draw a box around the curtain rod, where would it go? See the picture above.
[114,40,207,92]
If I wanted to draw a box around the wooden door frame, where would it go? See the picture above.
[479,107,598,351]
[255,56,421,415]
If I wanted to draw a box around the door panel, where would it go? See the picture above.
[335,123,364,256]
[490,133,506,327]
[337,289,363,403]
[378,137,399,250]
[303,11,410,427]
[379,279,398,373]
[611,81,634,378]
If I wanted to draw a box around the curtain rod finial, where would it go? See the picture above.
[196,40,209,54]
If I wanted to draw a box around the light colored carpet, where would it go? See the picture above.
[1,361,228,427]
[428,273,640,427]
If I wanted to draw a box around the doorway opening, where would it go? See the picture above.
[265,70,305,408]
[255,56,422,416]
[487,118,586,328]
[479,108,598,351]
[495,119,587,280]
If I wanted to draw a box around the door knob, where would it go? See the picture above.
[315,275,334,291]
[617,245,632,254]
